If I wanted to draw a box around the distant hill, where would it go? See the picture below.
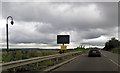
[2,48,60,51]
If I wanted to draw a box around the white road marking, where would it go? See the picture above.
[109,59,120,67]
[102,54,120,67]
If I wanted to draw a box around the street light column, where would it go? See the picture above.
[6,23,9,53]
[6,16,14,54]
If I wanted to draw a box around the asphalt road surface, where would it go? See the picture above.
[52,51,119,73]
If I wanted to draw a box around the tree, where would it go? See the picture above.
[104,37,120,51]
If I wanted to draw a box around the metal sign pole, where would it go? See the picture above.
[6,16,14,54]
[6,24,9,54]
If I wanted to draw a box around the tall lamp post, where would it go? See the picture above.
[6,16,14,53]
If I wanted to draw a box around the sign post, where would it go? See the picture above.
[57,35,70,54]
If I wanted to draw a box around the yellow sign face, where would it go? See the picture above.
[61,45,67,50]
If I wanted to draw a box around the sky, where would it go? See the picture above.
[0,0,119,49]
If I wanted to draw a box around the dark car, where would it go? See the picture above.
[88,47,101,57]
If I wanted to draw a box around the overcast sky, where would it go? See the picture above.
[0,1,118,49]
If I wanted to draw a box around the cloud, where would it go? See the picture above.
[1,2,118,48]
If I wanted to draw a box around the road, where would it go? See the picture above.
[52,51,119,73]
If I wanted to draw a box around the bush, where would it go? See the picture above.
[110,48,119,54]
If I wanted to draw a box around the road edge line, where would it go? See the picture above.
[102,54,120,67]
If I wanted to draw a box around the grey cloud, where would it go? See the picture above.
[1,2,118,46]
[2,2,118,28]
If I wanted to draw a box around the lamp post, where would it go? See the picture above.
[6,16,14,53]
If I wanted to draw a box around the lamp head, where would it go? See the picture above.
[11,21,14,25]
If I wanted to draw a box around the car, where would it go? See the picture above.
[88,47,101,57]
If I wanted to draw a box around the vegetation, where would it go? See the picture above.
[2,50,59,63]
[2,50,81,73]
[2,47,88,72]
[71,45,89,53]
[103,37,120,54]
[2,46,88,63]
[11,58,61,72]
